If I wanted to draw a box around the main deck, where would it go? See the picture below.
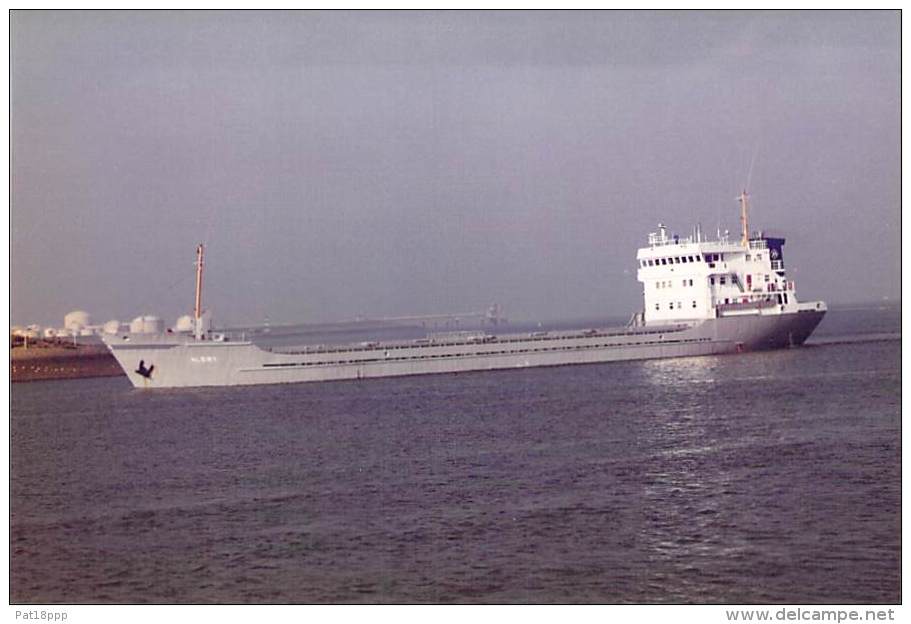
[104,308,826,388]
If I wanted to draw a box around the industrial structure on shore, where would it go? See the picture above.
[11,310,123,342]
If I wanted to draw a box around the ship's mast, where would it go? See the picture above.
[738,189,750,247]
[194,243,204,340]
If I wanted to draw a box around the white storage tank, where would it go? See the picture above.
[129,315,164,334]
[174,315,194,332]
[43,328,57,339]
[64,310,91,331]
[102,320,121,335]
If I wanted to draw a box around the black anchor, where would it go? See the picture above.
[135,360,155,379]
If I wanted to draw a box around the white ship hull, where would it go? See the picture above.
[104,305,826,389]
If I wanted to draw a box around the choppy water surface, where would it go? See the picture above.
[10,306,900,603]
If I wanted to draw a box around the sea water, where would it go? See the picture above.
[10,305,900,603]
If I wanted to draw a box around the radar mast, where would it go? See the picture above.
[737,190,750,247]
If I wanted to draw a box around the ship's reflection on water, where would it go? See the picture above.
[639,354,720,386]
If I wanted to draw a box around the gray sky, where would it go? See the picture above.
[11,10,900,327]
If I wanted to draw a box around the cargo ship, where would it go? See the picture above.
[103,192,826,388]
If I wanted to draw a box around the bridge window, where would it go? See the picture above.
[710,277,715,285]
[669,302,674,309]
[655,303,660,310]
[720,276,726,285]
[692,301,697,308]
[682,256,688,263]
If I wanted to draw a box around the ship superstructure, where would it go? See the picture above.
[103,194,827,388]
[636,192,813,326]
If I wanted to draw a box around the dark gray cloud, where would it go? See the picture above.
[11,10,900,327]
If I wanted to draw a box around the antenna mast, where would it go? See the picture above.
[738,189,750,247]
[194,243,204,339]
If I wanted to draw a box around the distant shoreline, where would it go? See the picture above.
[10,343,124,382]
